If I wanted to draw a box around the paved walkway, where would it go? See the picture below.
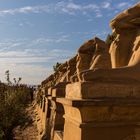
[13,103,39,140]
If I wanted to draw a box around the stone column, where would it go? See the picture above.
[47,82,69,140]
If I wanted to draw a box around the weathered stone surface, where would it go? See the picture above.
[57,98,140,140]
[110,3,140,30]
[81,6,140,81]
[66,55,77,81]
[47,82,69,98]
[76,37,111,81]
[81,35,140,82]
[57,98,140,122]
[66,82,140,99]
[89,37,111,70]
[109,3,140,68]
[46,98,64,140]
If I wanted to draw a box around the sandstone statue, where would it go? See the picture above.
[80,3,140,82]
[55,62,68,83]
[71,37,111,81]
[66,55,77,81]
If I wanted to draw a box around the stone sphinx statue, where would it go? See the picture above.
[53,62,68,84]
[110,2,140,68]
[77,37,111,71]
[71,37,111,81]
[80,3,140,83]
[66,55,77,81]
[41,74,54,88]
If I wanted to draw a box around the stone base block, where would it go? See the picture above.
[52,82,69,97]
[57,98,140,140]
[52,88,66,97]
[66,82,140,99]
[48,99,64,140]
[63,120,140,140]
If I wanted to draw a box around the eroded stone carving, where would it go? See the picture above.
[81,3,140,82]
[110,3,140,68]
[70,37,111,81]
[66,55,77,81]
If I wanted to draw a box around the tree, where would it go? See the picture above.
[53,62,61,72]
[5,70,12,85]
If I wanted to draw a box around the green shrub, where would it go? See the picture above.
[53,62,62,72]
[0,71,32,139]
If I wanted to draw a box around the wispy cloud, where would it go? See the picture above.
[54,2,103,17]
[0,35,75,79]
[101,2,111,9]
[0,1,137,18]
[116,2,132,10]
[0,35,70,51]
[0,5,51,16]
[33,35,70,44]
[0,2,106,18]
[0,37,74,64]
[0,49,74,61]
[0,37,74,84]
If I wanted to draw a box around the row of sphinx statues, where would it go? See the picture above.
[35,3,140,140]
[41,2,140,91]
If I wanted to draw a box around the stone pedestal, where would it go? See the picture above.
[49,97,64,140]
[57,82,140,140]
[41,95,52,139]
[47,82,68,140]
[66,82,140,99]
[36,96,44,139]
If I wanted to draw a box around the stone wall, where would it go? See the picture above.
[35,2,140,140]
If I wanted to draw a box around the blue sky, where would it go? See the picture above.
[0,0,139,84]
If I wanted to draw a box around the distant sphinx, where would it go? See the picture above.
[66,55,77,81]
[81,3,140,82]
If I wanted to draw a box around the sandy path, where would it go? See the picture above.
[13,103,39,140]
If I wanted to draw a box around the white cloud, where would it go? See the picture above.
[0,45,74,84]
[67,2,81,10]
[55,2,102,17]
[0,5,51,16]
[33,35,70,44]
[0,49,74,63]
[0,37,74,65]
[116,2,131,9]
[0,35,70,52]
[0,35,75,84]
[95,13,103,18]
[83,4,99,10]
[0,1,137,18]
[0,2,110,18]
[101,2,111,9]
